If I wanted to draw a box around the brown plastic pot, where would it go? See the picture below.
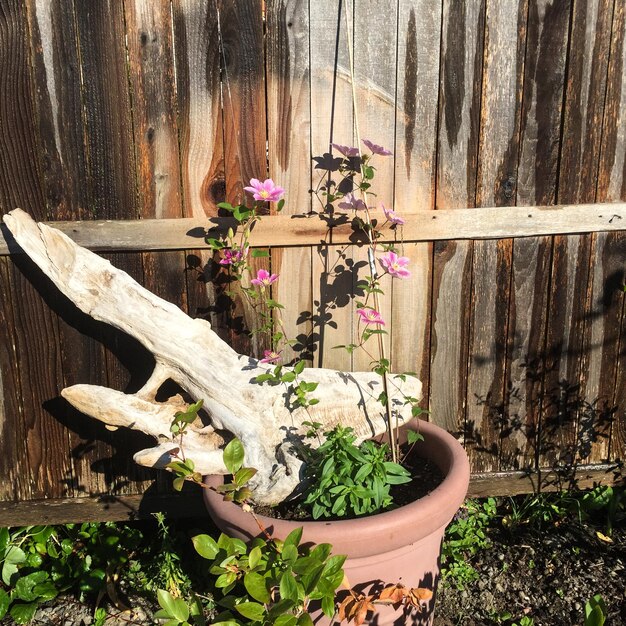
[203,419,470,625]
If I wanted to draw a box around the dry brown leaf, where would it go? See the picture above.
[377,583,407,605]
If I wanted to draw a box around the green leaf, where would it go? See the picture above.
[0,528,9,555]
[274,616,297,626]
[10,602,37,624]
[293,360,305,375]
[248,545,262,570]
[32,581,57,603]
[321,595,335,618]
[251,249,269,258]
[282,544,298,565]
[310,543,332,562]
[217,202,234,211]
[283,527,303,549]
[407,430,424,444]
[281,372,296,383]
[235,602,266,621]
[322,554,347,578]
[279,571,299,602]
[192,534,219,560]
[0,589,9,619]
[157,590,190,622]
[223,438,245,474]
[172,476,185,492]
[244,572,270,603]
[234,467,257,486]
[267,599,296,621]
[15,571,49,602]
[297,614,314,626]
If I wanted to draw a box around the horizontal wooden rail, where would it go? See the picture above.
[1,202,625,255]
[0,464,621,525]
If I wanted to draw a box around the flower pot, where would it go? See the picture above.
[203,419,470,625]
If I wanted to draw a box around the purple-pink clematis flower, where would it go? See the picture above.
[379,251,411,278]
[219,246,248,266]
[331,143,360,157]
[338,193,367,211]
[244,178,285,202]
[362,139,392,156]
[382,203,405,225]
[251,269,279,287]
[357,308,386,325]
[260,349,282,364]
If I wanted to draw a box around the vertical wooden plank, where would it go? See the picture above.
[74,1,154,494]
[310,1,354,370]
[546,0,613,468]
[506,0,570,471]
[352,0,397,372]
[26,0,89,220]
[0,259,28,500]
[125,0,187,494]
[596,0,626,464]
[468,0,528,473]
[218,0,268,358]
[393,0,440,403]
[25,0,113,498]
[266,0,313,365]
[171,0,230,360]
[432,0,484,440]
[0,0,75,500]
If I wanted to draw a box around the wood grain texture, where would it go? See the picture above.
[125,0,187,496]
[468,0,528,474]
[597,0,626,464]
[351,0,396,372]
[218,0,268,358]
[390,0,440,393]
[266,0,313,364]
[505,0,570,472]
[310,0,354,371]
[0,0,74,500]
[171,0,229,352]
[25,0,89,220]
[3,203,626,255]
[547,0,614,468]
[25,0,112,498]
[74,1,153,495]
[432,0,484,439]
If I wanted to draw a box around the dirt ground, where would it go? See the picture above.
[434,518,626,625]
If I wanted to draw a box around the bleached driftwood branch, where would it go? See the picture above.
[3,209,421,504]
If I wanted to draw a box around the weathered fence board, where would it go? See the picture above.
[431,0,484,442]
[0,0,624,523]
[507,0,570,473]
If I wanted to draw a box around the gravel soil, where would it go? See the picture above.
[434,519,626,626]
[8,511,625,626]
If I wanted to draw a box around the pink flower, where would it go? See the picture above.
[331,143,360,157]
[251,269,279,287]
[219,246,248,266]
[260,350,282,364]
[244,178,285,202]
[382,203,405,225]
[363,139,392,156]
[338,193,367,211]
[357,308,385,325]
[379,251,411,278]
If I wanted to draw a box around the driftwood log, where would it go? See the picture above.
[3,209,421,505]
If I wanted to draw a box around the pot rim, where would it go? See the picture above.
[203,419,470,557]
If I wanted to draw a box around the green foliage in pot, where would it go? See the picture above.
[302,425,411,519]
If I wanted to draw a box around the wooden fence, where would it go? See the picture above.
[0,0,625,524]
